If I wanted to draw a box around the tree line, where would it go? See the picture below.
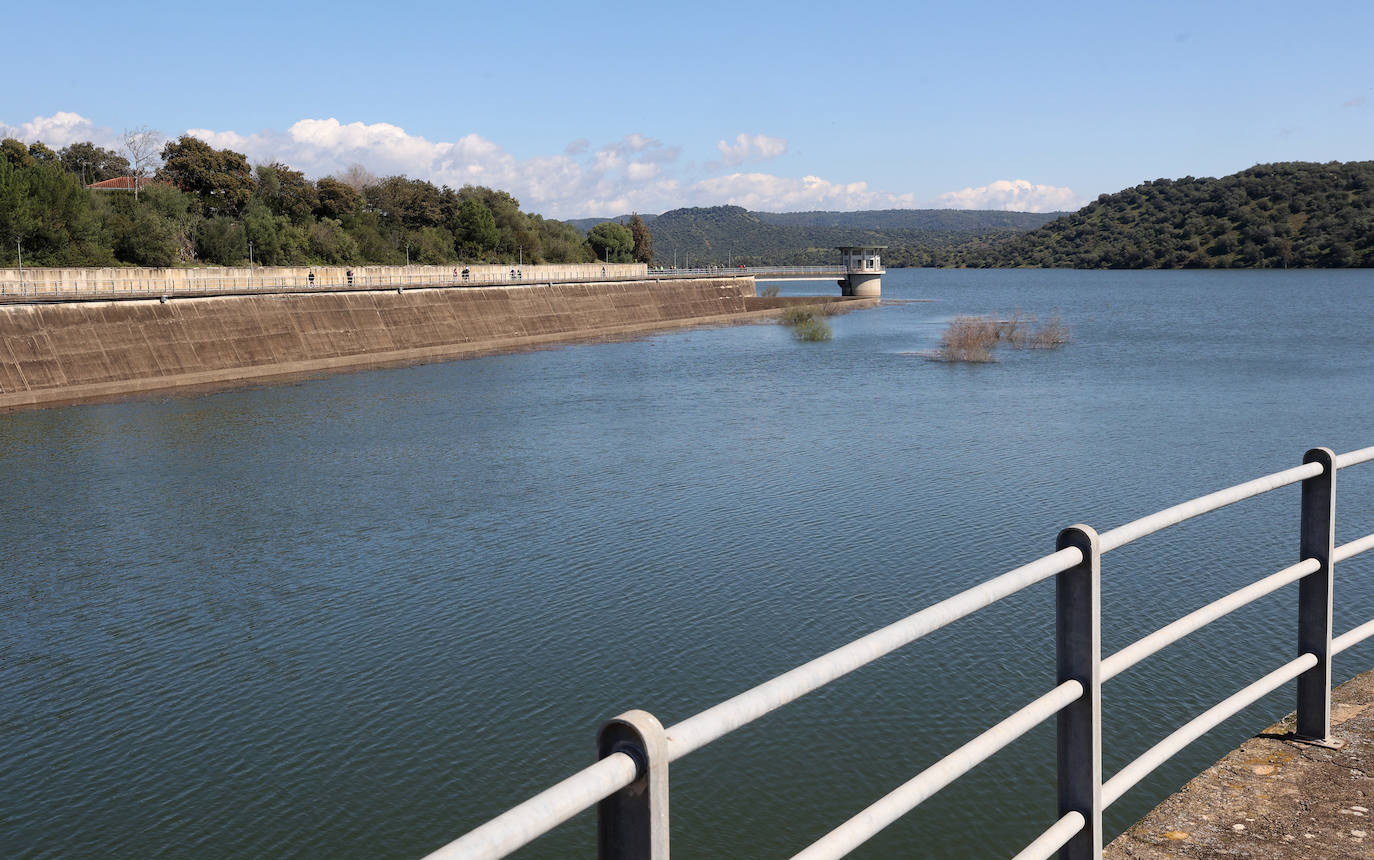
[0,135,653,269]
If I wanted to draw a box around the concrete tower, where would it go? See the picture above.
[838,245,885,297]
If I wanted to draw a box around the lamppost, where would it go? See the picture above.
[16,238,22,294]
[248,240,254,287]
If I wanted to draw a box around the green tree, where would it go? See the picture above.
[415,226,455,263]
[534,215,595,263]
[0,156,103,265]
[453,198,500,258]
[194,216,247,265]
[109,205,181,266]
[586,221,634,263]
[367,176,444,228]
[254,162,318,224]
[628,213,653,263]
[28,141,58,164]
[308,218,360,264]
[314,177,361,221]
[58,141,131,184]
[458,185,541,260]
[1,138,34,169]
[158,135,253,216]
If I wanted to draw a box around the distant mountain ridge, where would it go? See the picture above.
[567,206,1061,266]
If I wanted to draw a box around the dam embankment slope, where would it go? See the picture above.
[0,278,786,411]
[0,278,877,412]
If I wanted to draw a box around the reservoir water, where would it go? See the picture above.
[4,268,1374,858]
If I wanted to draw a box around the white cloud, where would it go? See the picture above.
[6,111,1083,219]
[934,179,1082,212]
[1,111,122,150]
[687,173,916,211]
[715,133,788,166]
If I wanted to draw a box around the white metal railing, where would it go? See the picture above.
[0,266,845,301]
[650,266,845,277]
[0,268,669,300]
[426,445,1374,860]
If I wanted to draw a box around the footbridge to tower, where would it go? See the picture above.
[670,246,887,297]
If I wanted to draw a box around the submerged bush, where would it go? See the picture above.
[1029,314,1070,348]
[931,315,1000,362]
[929,312,1069,362]
[778,305,833,341]
[792,318,833,341]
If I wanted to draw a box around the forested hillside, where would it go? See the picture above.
[568,206,1058,266]
[0,136,638,268]
[947,162,1374,268]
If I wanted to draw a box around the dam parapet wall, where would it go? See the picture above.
[0,276,763,411]
[0,262,648,298]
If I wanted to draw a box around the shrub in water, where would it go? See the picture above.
[777,305,832,341]
[792,318,833,341]
[1029,315,1069,348]
[931,315,1000,362]
[929,311,1070,361]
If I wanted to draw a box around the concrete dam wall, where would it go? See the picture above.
[0,277,760,411]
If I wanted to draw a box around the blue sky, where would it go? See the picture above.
[4,0,1372,218]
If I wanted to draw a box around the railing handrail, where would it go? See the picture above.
[0,265,855,301]
[425,446,1374,859]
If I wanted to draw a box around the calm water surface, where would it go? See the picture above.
[4,268,1374,858]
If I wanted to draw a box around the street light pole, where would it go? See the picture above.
[248,240,254,286]
[16,238,22,293]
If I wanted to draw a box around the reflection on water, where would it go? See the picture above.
[3,268,1374,857]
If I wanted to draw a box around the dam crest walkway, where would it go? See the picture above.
[0,265,844,303]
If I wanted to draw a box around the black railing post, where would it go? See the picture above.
[1297,447,1337,743]
[1056,525,1102,860]
[597,710,669,859]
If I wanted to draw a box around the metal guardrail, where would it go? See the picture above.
[425,445,1374,859]
[0,267,845,301]
[0,268,665,300]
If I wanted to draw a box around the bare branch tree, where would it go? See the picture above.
[334,163,378,193]
[121,126,162,201]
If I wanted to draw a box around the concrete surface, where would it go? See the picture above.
[1106,669,1374,859]
[0,279,878,412]
[0,262,647,296]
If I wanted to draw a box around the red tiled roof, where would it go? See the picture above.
[87,176,157,190]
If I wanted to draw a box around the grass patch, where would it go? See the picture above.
[759,284,782,297]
